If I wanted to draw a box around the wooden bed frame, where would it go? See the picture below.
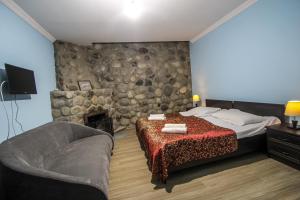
[168,99,285,175]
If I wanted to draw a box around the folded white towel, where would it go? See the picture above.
[161,127,187,134]
[164,124,186,128]
[150,114,165,117]
[148,116,166,120]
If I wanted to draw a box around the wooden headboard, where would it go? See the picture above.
[206,99,233,109]
[206,99,285,123]
[233,101,285,123]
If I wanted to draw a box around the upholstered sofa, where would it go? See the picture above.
[0,121,114,200]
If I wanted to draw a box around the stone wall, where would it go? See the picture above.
[52,41,193,129]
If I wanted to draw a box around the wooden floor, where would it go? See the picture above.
[109,129,300,200]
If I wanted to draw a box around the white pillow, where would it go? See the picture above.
[211,109,265,126]
[180,106,221,117]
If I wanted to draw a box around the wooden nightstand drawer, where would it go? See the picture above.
[268,129,300,147]
[268,140,300,165]
[267,124,300,169]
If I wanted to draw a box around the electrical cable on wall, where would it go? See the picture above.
[0,81,11,140]
[10,100,16,136]
[14,95,24,132]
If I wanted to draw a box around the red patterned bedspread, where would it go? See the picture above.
[136,114,238,182]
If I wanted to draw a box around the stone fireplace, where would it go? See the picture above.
[51,41,193,130]
[51,89,113,123]
[84,110,113,135]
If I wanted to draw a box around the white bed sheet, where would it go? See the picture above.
[199,116,281,139]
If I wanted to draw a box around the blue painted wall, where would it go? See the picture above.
[0,3,56,142]
[191,0,300,106]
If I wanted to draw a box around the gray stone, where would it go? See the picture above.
[131,99,137,105]
[67,84,78,91]
[144,79,152,86]
[52,99,65,108]
[128,83,135,89]
[117,84,128,93]
[104,89,113,95]
[161,104,169,111]
[130,76,136,82]
[84,100,92,107]
[136,86,147,94]
[141,106,148,113]
[169,102,175,108]
[135,79,143,86]
[120,118,130,126]
[144,55,150,61]
[148,87,155,93]
[112,62,121,68]
[139,47,148,54]
[131,117,138,124]
[56,117,70,122]
[135,94,145,100]
[183,99,189,104]
[138,100,148,106]
[163,85,173,96]
[128,91,135,98]
[119,98,130,106]
[52,109,61,118]
[65,91,74,99]
[51,91,65,98]
[145,68,153,76]
[94,89,104,96]
[171,94,179,101]
[91,96,98,105]
[73,96,84,106]
[155,88,162,97]
[61,107,71,116]
[71,106,82,115]
[169,78,176,85]
[97,96,105,105]
[118,93,128,98]
[104,74,114,81]
[147,99,155,104]
[173,82,181,88]
[147,93,155,98]
[119,107,129,114]
[65,99,73,107]
[177,68,184,74]
[137,63,146,69]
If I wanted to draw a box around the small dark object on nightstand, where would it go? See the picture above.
[287,120,300,130]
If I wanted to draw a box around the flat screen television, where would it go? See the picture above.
[5,64,37,94]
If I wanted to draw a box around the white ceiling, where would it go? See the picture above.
[13,0,249,44]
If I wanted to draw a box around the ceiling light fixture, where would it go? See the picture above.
[123,0,143,20]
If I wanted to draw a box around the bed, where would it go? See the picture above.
[136,99,285,183]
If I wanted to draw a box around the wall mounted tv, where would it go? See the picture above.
[5,64,37,94]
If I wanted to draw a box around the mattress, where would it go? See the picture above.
[200,116,281,139]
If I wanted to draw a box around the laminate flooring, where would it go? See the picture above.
[109,129,300,200]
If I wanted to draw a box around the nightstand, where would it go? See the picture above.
[266,124,300,169]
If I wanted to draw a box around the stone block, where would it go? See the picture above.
[52,109,61,118]
[71,106,82,115]
[61,107,71,116]
[73,96,84,106]
[52,99,65,108]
